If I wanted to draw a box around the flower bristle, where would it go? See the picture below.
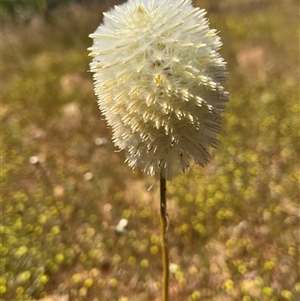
[89,0,229,179]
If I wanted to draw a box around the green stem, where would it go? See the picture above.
[160,173,169,301]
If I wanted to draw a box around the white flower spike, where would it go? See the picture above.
[89,0,229,180]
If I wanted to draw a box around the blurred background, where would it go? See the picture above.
[1,0,299,300]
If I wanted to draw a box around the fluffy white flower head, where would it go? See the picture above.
[89,0,229,179]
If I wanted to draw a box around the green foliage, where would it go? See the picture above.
[1,0,76,21]
[2,0,299,300]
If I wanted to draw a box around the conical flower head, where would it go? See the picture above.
[89,0,229,180]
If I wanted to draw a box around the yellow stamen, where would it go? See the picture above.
[155,75,163,84]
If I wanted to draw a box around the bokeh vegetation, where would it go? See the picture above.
[1,0,299,300]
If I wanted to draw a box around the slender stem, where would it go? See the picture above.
[160,173,169,301]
